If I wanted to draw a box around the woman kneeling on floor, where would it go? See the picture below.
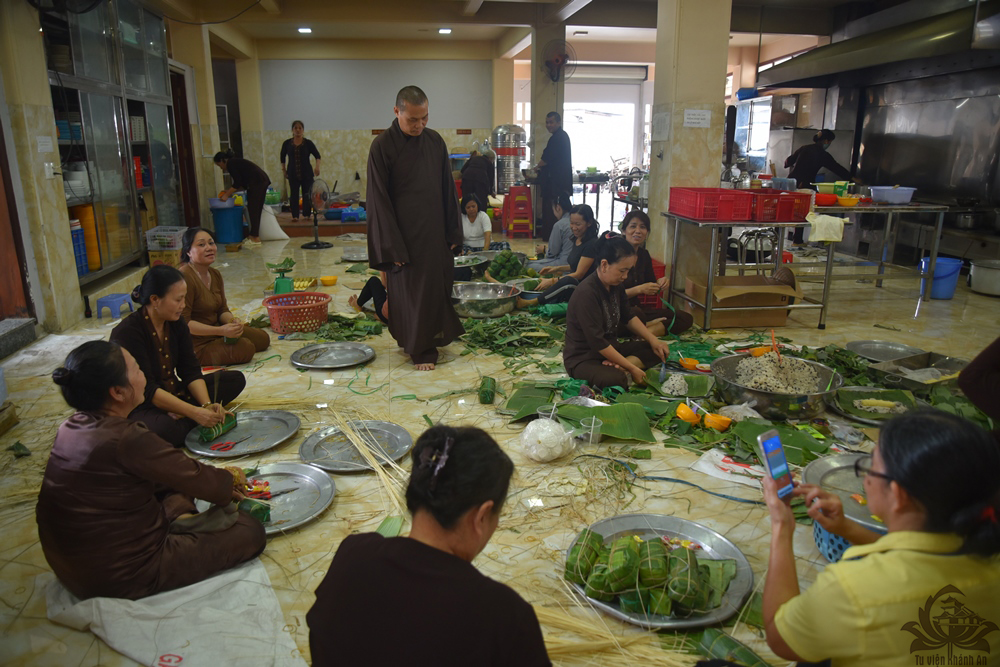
[36,341,265,600]
[563,236,671,389]
[179,227,270,366]
[307,425,551,667]
[110,265,246,447]
[762,409,1000,665]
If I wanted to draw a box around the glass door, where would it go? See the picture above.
[146,103,181,228]
[81,91,139,267]
[117,0,148,93]
[70,1,115,83]
[143,10,168,97]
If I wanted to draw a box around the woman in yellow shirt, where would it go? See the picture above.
[762,409,1000,666]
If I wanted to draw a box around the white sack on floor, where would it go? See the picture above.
[259,206,289,241]
[46,559,306,667]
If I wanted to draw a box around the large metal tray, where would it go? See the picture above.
[341,248,368,262]
[290,342,376,370]
[566,513,753,630]
[845,340,926,363]
[824,386,927,426]
[299,420,413,473]
[185,410,301,458]
[869,352,968,392]
[802,454,884,533]
[196,462,335,536]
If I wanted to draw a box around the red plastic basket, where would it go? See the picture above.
[262,292,332,334]
[669,188,754,221]
[749,188,812,222]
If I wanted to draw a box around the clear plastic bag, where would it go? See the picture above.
[520,418,575,462]
[717,401,763,422]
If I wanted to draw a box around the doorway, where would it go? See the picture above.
[0,119,32,320]
[170,67,200,227]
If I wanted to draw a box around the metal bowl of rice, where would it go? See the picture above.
[711,353,844,420]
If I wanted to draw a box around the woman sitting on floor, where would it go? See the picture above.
[762,409,1000,665]
[178,227,270,366]
[348,271,389,324]
[619,210,694,337]
[528,193,574,272]
[562,236,671,389]
[110,265,246,448]
[518,203,599,308]
[36,340,265,600]
[459,193,509,254]
[307,425,551,667]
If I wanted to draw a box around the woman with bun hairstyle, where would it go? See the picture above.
[110,265,246,447]
[307,425,551,667]
[37,340,265,600]
[562,235,671,389]
[178,227,270,366]
[214,150,270,246]
[618,210,693,337]
[762,409,1000,665]
[518,203,599,308]
[784,129,861,244]
[280,120,322,221]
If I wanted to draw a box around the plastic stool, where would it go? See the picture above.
[96,293,134,319]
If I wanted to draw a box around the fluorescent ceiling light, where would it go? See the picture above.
[298,27,312,34]
[439,28,452,34]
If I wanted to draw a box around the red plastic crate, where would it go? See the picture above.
[651,258,666,280]
[669,188,754,221]
[749,188,812,222]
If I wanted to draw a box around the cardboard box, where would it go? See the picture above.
[683,274,803,328]
[148,248,182,268]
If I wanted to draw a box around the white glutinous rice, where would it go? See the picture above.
[734,351,820,394]
[662,373,689,395]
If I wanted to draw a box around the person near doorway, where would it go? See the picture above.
[366,85,464,371]
[213,151,270,246]
[535,111,572,241]
[785,129,861,244]
[280,120,322,221]
[460,150,493,213]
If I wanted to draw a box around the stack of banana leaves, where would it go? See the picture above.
[565,529,738,619]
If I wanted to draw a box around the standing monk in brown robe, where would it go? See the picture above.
[366,85,464,370]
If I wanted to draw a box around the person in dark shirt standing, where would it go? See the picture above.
[307,425,551,667]
[785,130,861,243]
[460,149,493,213]
[214,151,271,246]
[535,111,572,239]
[280,120,322,221]
[958,334,1000,440]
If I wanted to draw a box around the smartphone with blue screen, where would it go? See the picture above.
[757,429,795,499]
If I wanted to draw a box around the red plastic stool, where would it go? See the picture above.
[503,186,533,228]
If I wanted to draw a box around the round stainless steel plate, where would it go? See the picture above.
[185,410,301,458]
[341,248,368,262]
[290,342,376,370]
[195,462,335,536]
[803,454,884,533]
[566,513,753,630]
[299,420,413,473]
[845,340,926,363]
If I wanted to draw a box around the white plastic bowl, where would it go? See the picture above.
[869,186,916,204]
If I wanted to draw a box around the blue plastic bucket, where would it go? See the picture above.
[212,206,245,244]
[919,257,963,299]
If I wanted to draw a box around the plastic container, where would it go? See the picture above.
[262,292,332,334]
[919,257,963,300]
[145,225,187,250]
[749,188,812,222]
[211,207,245,244]
[209,197,235,209]
[869,186,916,204]
[836,195,861,207]
[669,187,754,221]
[969,259,1000,296]
[813,182,836,194]
[71,227,88,277]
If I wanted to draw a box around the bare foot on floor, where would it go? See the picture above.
[414,362,436,371]
[348,294,362,312]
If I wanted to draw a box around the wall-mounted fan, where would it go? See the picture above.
[540,40,577,82]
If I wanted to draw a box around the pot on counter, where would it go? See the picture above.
[955,213,979,230]
[969,260,1000,296]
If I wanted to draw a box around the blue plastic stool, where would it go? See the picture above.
[96,293,134,319]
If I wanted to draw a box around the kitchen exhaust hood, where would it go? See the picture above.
[758,4,1000,88]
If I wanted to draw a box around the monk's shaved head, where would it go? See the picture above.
[395,86,428,110]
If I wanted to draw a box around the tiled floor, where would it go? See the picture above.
[0,233,997,666]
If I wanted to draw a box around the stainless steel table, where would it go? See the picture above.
[662,214,843,330]
[813,203,947,298]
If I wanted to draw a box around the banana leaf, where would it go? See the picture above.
[584,564,616,602]
[644,369,715,397]
[615,393,672,417]
[505,386,556,421]
[638,540,670,586]
[696,628,771,667]
[732,418,829,466]
[556,403,656,442]
[606,536,641,592]
[564,528,605,586]
[647,587,673,616]
[619,587,650,614]
[834,388,917,420]
[699,558,738,609]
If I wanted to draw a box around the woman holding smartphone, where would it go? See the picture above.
[760,409,1000,665]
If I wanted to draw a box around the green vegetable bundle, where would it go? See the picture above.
[478,376,497,404]
[199,413,236,442]
[618,587,649,614]
[487,249,524,282]
[606,536,640,592]
[647,588,673,616]
[584,564,616,602]
[638,540,670,586]
[239,498,271,523]
[666,546,703,607]
[564,528,604,586]
[265,257,296,271]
